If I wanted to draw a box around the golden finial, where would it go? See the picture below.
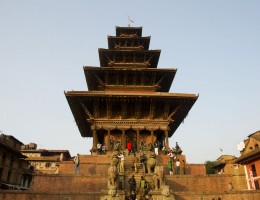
[128,16,134,27]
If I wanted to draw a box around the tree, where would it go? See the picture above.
[205,160,217,174]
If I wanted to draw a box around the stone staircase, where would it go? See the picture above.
[122,154,155,198]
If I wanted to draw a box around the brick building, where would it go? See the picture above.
[213,155,245,175]
[236,130,260,190]
[21,144,71,174]
[0,134,32,190]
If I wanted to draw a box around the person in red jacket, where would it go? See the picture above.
[127,141,133,155]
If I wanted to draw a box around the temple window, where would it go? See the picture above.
[1,152,6,165]
[45,162,51,168]
[7,170,11,182]
[40,162,45,168]
[10,157,14,167]
[0,168,3,180]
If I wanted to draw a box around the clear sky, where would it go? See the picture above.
[1,0,260,163]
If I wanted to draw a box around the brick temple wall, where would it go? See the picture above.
[1,189,260,200]
[29,174,247,193]
[0,173,258,200]
[30,174,107,192]
[58,154,206,175]
[165,174,247,192]
[58,155,110,174]
[0,190,101,200]
[173,190,260,200]
[1,154,254,200]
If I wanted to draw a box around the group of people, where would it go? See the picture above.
[167,142,186,175]
[163,142,182,155]
[167,159,186,175]
[89,143,107,155]
[127,175,152,200]
[94,137,181,157]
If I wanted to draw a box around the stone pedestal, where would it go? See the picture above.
[100,188,125,200]
[149,185,175,200]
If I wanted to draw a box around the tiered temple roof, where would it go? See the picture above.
[65,26,198,148]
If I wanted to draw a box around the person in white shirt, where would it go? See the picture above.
[97,143,102,155]
[117,153,125,173]
[73,153,80,174]
[175,159,180,175]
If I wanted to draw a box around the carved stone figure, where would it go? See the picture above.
[110,150,120,167]
[153,166,164,190]
[108,185,117,197]
[102,185,121,200]
[108,166,118,187]
[147,151,157,173]
[161,185,175,200]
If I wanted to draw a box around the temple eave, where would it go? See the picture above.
[65,91,198,99]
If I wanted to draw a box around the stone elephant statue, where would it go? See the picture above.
[153,166,164,190]
[108,166,118,187]
[147,151,157,173]
[110,150,120,167]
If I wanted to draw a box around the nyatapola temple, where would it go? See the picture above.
[1,26,259,200]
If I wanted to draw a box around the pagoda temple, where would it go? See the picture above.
[65,26,198,152]
[3,26,257,200]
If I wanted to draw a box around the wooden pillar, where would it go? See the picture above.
[93,129,98,150]
[151,130,154,145]
[137,130,140,151]
[165,130,169,149]
[107,129,111,150]
[122,130,126,150]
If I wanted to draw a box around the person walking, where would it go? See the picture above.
[168,150,175,163]
[181,160,186,175]
[127,141,133,155]
[97,143,102,155]
[128,175,136,193]
[154,141,159,155]
[167,160,173,175]
[175,159,180,175]
[139,176,148,198]
[74,153,80,174]
[117,153,125,173]
[133,155,139,172]
[129,190,136,200]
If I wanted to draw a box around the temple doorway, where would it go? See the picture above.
[155,130,165,150]
[125,129,137,151]
[97,129,107,145]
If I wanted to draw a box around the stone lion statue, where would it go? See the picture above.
[147,151,157,173]
[108,166,118,187]
[153,166,164,190]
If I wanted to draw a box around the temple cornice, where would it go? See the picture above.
[98,48,161,68]
[91,119,169,132]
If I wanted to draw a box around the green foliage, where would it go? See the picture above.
[205,160,217,174]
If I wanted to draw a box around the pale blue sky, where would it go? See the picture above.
[1,1,259,163]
